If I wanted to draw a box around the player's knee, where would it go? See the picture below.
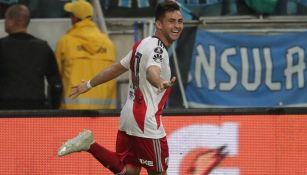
[125,164,141,175]
[146,169,167,175]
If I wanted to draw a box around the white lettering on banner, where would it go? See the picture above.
[220,48,237,91]
[285,46,306,89]
[194,45,306,91]
[241,48,261,91]
[264,48,281,90]
[195,45,216,89]
[167,123,240,175]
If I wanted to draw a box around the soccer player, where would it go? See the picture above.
[57,1,183,175]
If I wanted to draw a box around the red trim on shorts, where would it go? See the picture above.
[153,139,163,172]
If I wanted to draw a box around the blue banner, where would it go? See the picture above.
[186,29,307,107]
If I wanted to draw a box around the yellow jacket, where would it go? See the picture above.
[56,19,116,109]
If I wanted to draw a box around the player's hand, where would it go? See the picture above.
[158,76,176,94]
[69,80,90,99]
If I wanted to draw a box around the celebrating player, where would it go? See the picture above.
[57,1,183,175]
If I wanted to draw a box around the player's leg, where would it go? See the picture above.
[134,136,169,175]
[88,142,127,174]
[57,129,127,174]
[147,170,167,175]
[116,131,142,175]
[125,164,141,175]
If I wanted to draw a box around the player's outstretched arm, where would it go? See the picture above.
[146,65,176,94]
[160,76,176,91]
[70,62,128,99]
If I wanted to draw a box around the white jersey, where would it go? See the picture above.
[119,36,171,139]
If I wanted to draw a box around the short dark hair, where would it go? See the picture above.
[155,0,180,21]
[5,4,30,28]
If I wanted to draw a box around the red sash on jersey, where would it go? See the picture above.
[155,88,171,129]
[129,39,171,132]
[130,40,147,132]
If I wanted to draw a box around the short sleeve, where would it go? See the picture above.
[120,50,132,69]
[144,45,165,70]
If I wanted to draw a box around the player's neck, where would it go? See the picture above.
[154,32,172,48]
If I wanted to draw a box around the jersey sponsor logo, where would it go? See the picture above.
[154,47,163,54]
[153,54,163,63]
[139,158,154,166]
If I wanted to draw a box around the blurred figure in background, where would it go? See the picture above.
[0,4,63,109]
[55,0,116,109]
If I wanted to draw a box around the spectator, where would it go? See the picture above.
[55,0,116,109]
[0,4,63,109]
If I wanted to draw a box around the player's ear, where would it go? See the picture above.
[155,20,162,30]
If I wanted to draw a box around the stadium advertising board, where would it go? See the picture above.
[0,115,306,174]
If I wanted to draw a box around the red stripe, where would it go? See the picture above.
[130,40,147,132]
[133,89,147,132]
[155,88,171,129]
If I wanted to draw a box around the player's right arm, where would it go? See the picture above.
[69,62,128,98]
[146,66,176,93]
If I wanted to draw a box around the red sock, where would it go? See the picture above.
[88,142,126,174]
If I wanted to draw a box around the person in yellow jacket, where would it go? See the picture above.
[56,0,116,109]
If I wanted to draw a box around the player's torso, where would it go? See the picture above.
[120,36,171,139]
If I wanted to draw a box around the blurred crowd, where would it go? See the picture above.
[1,0,307,19]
